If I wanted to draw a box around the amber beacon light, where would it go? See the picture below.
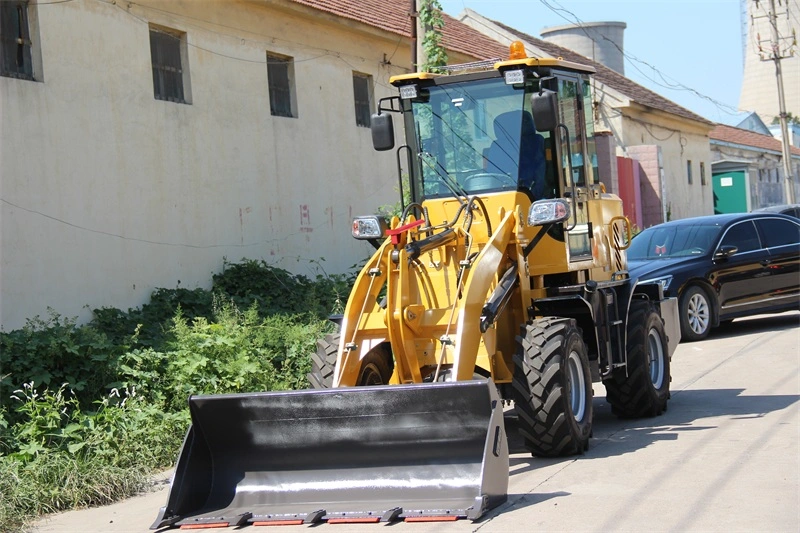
[509,40,527,60]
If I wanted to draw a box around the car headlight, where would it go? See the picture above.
[640,275,673,292]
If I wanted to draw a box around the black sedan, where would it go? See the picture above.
[627,213,800,341]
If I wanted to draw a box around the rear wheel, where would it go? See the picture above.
[680,285,712,341]
[605,299,670,417]
[307,333,339,389]
[512,318,593,457]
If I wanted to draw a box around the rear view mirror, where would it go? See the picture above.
[371,113,394,151]
[530,89,559,132]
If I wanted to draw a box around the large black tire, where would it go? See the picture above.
[307,335,393,388]
[356,345,393,386]
[512,318,593,457]
[605,299,670,418]
[307,333,339,389]
[680,285,712,341]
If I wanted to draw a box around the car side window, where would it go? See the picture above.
[719,221,761,253]
[755,218,800,248]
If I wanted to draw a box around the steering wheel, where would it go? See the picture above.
[463,172,516,190]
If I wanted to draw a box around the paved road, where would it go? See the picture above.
[32,312,800,533]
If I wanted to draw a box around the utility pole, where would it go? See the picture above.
[756,0,797,203]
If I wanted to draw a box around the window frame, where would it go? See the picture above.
[267,52,297,118]
[687,160,693,185]
[0,0,39,81]
[352,72,372,128]
[149,24,191,104]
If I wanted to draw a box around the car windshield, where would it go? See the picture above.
[628,224,722,260]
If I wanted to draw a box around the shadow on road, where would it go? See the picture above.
[506,386,799,469]
[711,311,799,340]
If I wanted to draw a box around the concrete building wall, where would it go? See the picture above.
[739,0,799,122]
[0,0,417,330]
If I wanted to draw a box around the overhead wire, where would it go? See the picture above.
[537,0,744,117]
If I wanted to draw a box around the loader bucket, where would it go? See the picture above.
[151,380,508,529]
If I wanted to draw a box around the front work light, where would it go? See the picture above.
[527,199,570,226]
[352,216,389,240]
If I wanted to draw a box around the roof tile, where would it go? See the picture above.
[710,124,800,155]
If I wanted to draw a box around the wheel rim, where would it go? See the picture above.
[687,292,710,335]
[358,363,384,386]
[566,349,587,422]
[647,327,666,389]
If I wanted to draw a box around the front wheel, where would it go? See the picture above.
[680,285,712,341]
[605,299,670,417]
[512,318,593,457]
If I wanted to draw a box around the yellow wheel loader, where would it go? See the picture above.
[152,43,680,529]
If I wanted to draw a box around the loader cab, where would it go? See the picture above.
[381,59,599,209]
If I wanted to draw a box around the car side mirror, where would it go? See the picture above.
[530,89,559,132]
[371,113,394,151]
[714,245,738,260]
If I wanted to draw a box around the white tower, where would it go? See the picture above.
[540,21,627,74]
[739,0,799,123]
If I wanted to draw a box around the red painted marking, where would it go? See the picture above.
[327,517,381,524]
[252,519,304,526]
[404,516,459,522]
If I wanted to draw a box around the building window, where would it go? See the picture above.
[267,53,296,118]
[1,0,33,80]
[687,160,693,185]
[700,161,706,186]
[149,25,190,104]
[352,72,372,127]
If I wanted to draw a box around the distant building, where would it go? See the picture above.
[458,9,716,227]
[710,124,800,212]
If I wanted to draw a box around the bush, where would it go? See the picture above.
[0,257,358,532]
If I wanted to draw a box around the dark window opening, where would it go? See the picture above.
[353,73,371,127]
[150,26,186,103]
[1,1,33,80]
[268,54,295,118]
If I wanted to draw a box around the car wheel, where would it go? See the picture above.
[680,285,712,341]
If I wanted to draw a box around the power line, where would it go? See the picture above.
[537,0,743,117]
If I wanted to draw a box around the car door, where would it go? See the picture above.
[711,219,773,318]
[754,216,800,310]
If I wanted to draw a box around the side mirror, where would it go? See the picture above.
[371,113,394,151]
[530,89,559,132]
[714,245,738,260]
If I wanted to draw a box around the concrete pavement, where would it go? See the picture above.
[31,312,800,533]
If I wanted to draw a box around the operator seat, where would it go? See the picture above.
[483,111,546,197]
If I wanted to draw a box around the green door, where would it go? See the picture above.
[713,170,748,214]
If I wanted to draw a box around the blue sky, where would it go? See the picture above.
[438,0,745,125]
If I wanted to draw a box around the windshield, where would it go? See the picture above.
[628,224,722,260]
[407,77,552,200]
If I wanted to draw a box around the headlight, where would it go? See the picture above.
[641,275,673,292]
[527,199,570,226]
[352,216,388,240]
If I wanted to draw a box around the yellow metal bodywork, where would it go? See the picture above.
[333,187,629,388]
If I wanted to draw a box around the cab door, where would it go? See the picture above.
[556,75,595,262]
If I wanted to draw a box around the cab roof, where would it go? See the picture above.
[390,57,596,85]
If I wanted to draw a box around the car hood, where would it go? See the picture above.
[627,256,702,281]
